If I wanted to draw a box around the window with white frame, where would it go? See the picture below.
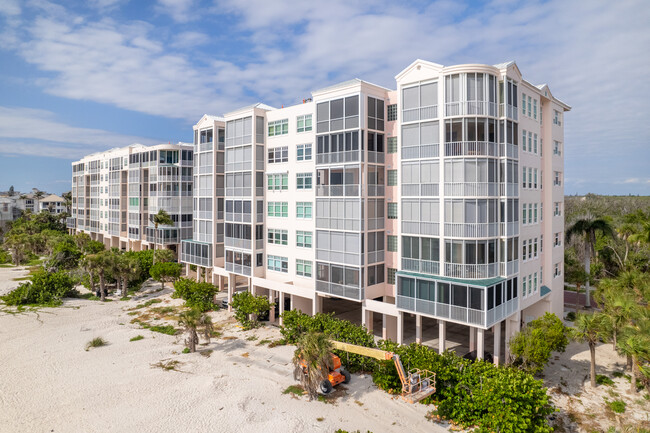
[527,96,532,117]
[521,93,526,116]
[522,239,527,261]
[554,232,562,247]
[296,143,312,161]
[296,115,312,133]
[268,146,288,163]
[296,259,312,277]
[533,134,538,154]
[268,119,288,137]
[553,110,561,125]
[296,173,313,190]
[296,202,312,219]
[554,171,562,186]
[553,140,561,155]
[554,262,562,277]
[540,235,544,252]
[523,276,527,297]
[267,201,288,217]
[534,168,538,189]
[534,203,538,223]
[267,173,288,190]
[533,237,538,258]
[267,255,288,273]
[554,202,562,216]
[296,230,312,248]
[522,130,527,151]
[522,203,527,224]
[533,99,537,120]
[268,228,288,245]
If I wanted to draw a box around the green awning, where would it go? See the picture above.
[396,270,506,288]
[540,285,551,297]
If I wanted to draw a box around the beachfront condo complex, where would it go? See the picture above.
[69,59,569,363]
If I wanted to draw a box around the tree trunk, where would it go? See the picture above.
[584,243,591,308]
[575,283,581,312]
[122,277,128,297]
[99,273,106,302]
[89,270,95,294]
[627,355,633,370]
[630,356,638,394]
[115,278,121,297]
[161,279,165,291]
[189,329,197,352]
[589,342,597,387]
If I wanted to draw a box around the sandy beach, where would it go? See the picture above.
[0,267,444,433]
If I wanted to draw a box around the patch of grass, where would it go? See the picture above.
[127,311,138,316]
[120,296,131,301]
[182,347,190,354]
[0,263,15,268]
[151,306,176,315]
[246,335,258,341]
[131,299,163,309]
[200,350,213,358]
[145,324,178,335]
[222,336,238,340]
[283,385,304,396]
[77,293,101,300]
[316,417,324,422]
[85,337,107,351]
[130,335,144,342]
[612,371,625,378]
[354,400,364,406]
[151,359,181,371]
[268,339,286,348]
[12,276,30,281]
[25,258,44,266]
[317,395,334,404]
[597,374,615,386]
[257,339,272,346]
[606,399,626,413]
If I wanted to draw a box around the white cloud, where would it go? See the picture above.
[0,0,20,16]
[170,31,209,48]
[0,106,159,159]
[155,0,195,23]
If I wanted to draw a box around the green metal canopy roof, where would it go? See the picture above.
[396,270,506,288]
[540,285,552,297]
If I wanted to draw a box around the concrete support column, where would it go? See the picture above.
[367,310,373,333]
[361,306,367,327]
[469,327,477,352]
[477,328,485,360]
[396,312,403,345]
[211,271,216,286]
[227,275,234,312]
[185,264,190,277]
[279,292,285,326]
[415,315,422,344]
[250,279,255,295]
[493,322,502,366]
[312,294,321,315]
[438,320,447,354]
[196,267,201,282]
[269,290,275,323]
[290,294,294,311]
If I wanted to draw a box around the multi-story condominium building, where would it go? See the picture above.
[68,143,194,253]
[180,59,569,364]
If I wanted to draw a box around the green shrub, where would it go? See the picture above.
[231,291,273,330]
[182,347,190,354]
[0,248,11,264]
[130,335,144,342]
[172,278,219,312]
[596,374,615,386]
[509,313,569,375]
[150,262,182,289]
[85,337,107,350]
[0,269,77,306]
[566,311,576,321]
[607,399,626,413]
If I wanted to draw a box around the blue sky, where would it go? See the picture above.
[0,0,648,196]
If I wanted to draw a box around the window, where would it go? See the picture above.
[554,232,562,247]
[296,230,313,248]
[387,104,397,121]
[296,202,312,219]
[533,134,538,154]
[534,169,538,189]
[521,93,526,115]
[387,235,398,252]
[387,169,398,186]
[522,130,527,151]
[268,146,288,163]
[296,173,313,190]
[528,203,533,224]
[296,259,312,277]
[387,137,397,153]
[533,99,537,120]
[268,119,289,137]
[554,202,562,216]
[522,203,527,224]
[267,255,288,273]
[554,171,562,186]
[267,202,288,217]
[267,173,288,190]
[367,264,385,286]
[296,115,312,133]
[528,132,532,153]
[553,110,561,126]
[367,96,385,131]
[268,229,288,245]
[554,263,562,278]
[553,141,561,155]
[527,96,532,117]
[387,202,398,219]
[534,203,538,223]
[387,267,397,285]
[297,143,312,161]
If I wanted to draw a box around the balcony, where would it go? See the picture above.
[181,240,212,268]
[225,212,251,223]
[66,217,76,229]
[499,221,519,237]
[499,183,519,197]
[465,101,498,117]
[444,141,498,158]
[499,143,518,159]
[396,295,485,327]
[316,217,362,232]
[316,280,363,301]
[316,150,361,165]
[444,222,498,238]
[444,182,498,197]
[367,151,385,164]
[224,237,252,250]
[499,260,519,276]
[367,217,384,230]
[402,105,438,123]
[444,263,498,279]
[402,183,438,197]
[367,250,384,264]
[445,102,461,116]
[499,103,518,121]
[401,144,439,160]
[401,221,439,236]
[316,184,360,197]
[225,262,251,276]
[402,258,440,275]
[367,185,385,197]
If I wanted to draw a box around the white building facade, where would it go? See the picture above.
[68,143,194,254]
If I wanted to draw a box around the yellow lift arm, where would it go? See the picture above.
[330,340,436,404]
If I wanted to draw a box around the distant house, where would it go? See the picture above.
[38,194,66,214]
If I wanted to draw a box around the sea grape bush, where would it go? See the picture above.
[172,278,219,312]
[1,269,77,306]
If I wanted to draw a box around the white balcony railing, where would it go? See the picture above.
[444,222,498,238]
[316,184,360,197]
[402,258,440,275]
[445,262,498,279]
[402,105,438,123]
[444,141,498,157]
[444,182,498,197]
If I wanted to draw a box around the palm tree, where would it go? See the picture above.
[292,331,334,400]
[92,251,110,301]
[600,290,639,347]
[118,255,140,297]
[570,312,611,388]
[178,309,213,353]
[617,331,648,394]
[566,214,614,308]
[81,254,100,296]
[151,209,173,265]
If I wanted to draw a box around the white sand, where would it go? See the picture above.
[0,276,446,433]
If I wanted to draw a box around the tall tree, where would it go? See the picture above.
[178,309,213,353]
[8,185,14,196]
[566,214,614,307]
[151,209,173,265]
[292,331,334,400]
[570,312,611,387]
